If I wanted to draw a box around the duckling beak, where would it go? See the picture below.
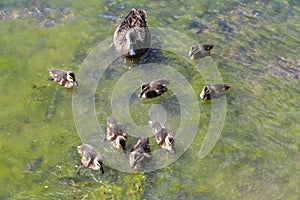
[170,148,176,154]
[73,81,79,86]
[99,166,104,174]
[122,146,126,152]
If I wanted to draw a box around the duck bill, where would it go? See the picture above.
[138,91,144,98]
[73,81,79,86]
[200,91,205,99]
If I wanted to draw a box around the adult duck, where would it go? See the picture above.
[114,8,151,59]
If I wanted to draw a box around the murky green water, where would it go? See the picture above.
[0,0,299,199]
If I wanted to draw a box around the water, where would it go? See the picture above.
[0,0,299,199]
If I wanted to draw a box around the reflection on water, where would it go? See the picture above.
[0,0,299,199]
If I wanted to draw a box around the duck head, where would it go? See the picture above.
[94,156,104,174]
[165,136,176,153]
[67,71,78,86]
[200,85,211,100]
[138,83,150,98]
[202,43,214,55]
[116,135,127,151]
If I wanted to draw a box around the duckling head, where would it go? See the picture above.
[165,136,176,153]
[67,71,78,86]
[200,85,210,100]
[94,156,104,174]
[138,83,150,98]
[116,135,127,151]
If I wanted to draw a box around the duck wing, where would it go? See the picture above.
[210,84,231,98]
[117,9,147,32]
[106,117,126,143]
[150,78,170,93]
[49,68,67,80]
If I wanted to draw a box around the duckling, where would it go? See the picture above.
[106,117,127,151]
[77,144,104,174]
[114,8,151,59]
[149,120,176,153]
[48,68,78,88]
[200,84,231,100]
[129,137,151,169]
[138,78,170,98]
[188,43,214,59]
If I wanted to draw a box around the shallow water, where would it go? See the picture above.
[0,0,299,199]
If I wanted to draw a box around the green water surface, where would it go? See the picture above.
[0,0,299,199]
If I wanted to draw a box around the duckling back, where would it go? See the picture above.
[200,84,231,100]
[129,137,151,169]
[77,144,104,174]
[139,78,170,98]
[106,117,127,150]
[48,68,78,88]
[189,43,214,59]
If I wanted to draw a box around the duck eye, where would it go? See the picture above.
[67,73,75,81]
[205,87,210,94]
[119,139,126,146]
[97,160,102,166]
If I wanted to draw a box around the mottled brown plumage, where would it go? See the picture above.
[48,68,78,88]
[189,43,214,59]
[149,120,176,153]
[77,144,104,174]
[200,84,231,100]
[105,117,127,151]
[129,137,151,169]
[139,78,170,98]
[114,8,151,59]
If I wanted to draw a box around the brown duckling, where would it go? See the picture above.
[48,68,78,88]
[188,43,214,59]
[129,137,151,169]
[138,78,170,98]
[77,144,104,174]
[149,120,176,153]
[200,84,231,100]
[114,8,151,59]
[105,117,127,151]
